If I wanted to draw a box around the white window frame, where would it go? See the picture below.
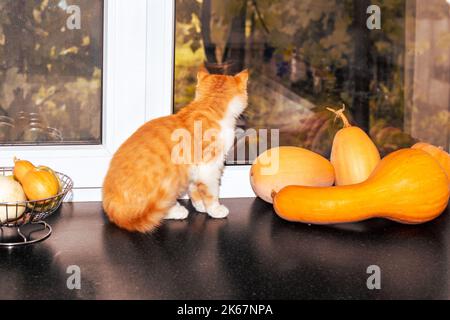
[147,0,253,199]
[0,0,254,202]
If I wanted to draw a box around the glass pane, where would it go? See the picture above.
[0,0,103,145]
[174,0,450,164]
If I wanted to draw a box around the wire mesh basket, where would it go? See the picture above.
[0,167,73,247]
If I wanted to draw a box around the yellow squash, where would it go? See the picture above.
[13,157,35,182]
[412,142,450,184]
[21,167,60,201]
[250,147,334,203]
[274,149,449,225]
[328,106,380,185]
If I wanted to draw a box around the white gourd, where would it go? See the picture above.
[0,176,27,223]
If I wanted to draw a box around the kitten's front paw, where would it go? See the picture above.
[165,204,189,220]
[207,204,229,219]
[191,200,206,213]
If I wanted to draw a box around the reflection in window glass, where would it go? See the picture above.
[174,0,450,164]
[0,0,103,145]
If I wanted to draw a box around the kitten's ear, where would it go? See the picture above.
[235,69,249,85]
[197,66,210,82]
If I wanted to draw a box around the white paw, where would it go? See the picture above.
[207,204,229,219]
[191,200,206,213]
[165,204,189,220]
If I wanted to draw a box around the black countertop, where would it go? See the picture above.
[0,199,449,300]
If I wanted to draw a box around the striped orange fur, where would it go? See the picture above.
[102,68,248,232]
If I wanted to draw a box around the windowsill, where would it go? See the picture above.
[1,199,449,299]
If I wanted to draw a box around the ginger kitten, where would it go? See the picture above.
[103,68,249,232]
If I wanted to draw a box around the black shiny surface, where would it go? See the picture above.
[0,199,449,300]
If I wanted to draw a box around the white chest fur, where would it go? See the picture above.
[219,96,246,154]
[186,96,246,211]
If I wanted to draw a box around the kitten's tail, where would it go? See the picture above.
[102,186,172,233]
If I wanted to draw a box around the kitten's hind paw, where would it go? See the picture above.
[165,203,189,220]
[207,204,229,219]
[191,200,206,213]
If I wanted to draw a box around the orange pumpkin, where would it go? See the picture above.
[21,167,60,200]
[250,147,334,203]
[412,142,450,184]
[327,106,380,185]
[13,157,35,182]
[273,149,449,225]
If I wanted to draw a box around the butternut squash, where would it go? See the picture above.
[250,147,334,203]
[273,149,449,225]
[328,106,380,185]
[412,142,450,184]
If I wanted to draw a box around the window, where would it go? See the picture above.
[0,0,103,145]
[1,1,448,201]
[0,0,157,201]
[175,0,450,164]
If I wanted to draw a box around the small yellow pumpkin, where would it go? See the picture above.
[21,167,60,201]
[13,157,35,183]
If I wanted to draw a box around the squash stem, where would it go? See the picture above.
[271,190,278,200]
[327,105,351,128]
